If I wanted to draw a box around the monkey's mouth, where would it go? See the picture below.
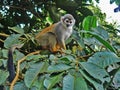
[66,24,70,27]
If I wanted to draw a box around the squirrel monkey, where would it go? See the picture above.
[7,44,23,83]
[7,14,75,83]
[35,14,75,53]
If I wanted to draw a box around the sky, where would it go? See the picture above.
[94,0,120,24]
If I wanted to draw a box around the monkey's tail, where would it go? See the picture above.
[8,48,15,83]
[7,44,23,83]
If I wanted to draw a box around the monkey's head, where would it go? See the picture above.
[61,14,75,28]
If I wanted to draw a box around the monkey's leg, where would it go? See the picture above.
[58,40,66,50]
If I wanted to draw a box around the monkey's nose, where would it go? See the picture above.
[66,24,69,27]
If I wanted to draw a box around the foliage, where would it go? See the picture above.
[0,0,120,90]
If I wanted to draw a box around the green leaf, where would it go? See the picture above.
[113,68,120,88]
[115,0,120,5]
[47,64,71,73]
[82,16,97,30]
[80,70,104,90]
[26,54,42,61]
[44,73,63,89]
[4,34,22,48]
[93,26,109,40]
[2,49,8,58]
[81,30,116,53]
[60,55,75,63]
[0,59,3,66]
[63,74,74,90]
[80,62,110,83]
[74,75,88,90]
[72,30,85,49]
[0,70,9,85]
[14,82,28,90]
[88,51,120,68]
[24,62,49,88]
[32,76,45,90]
[63,73,88,90]
[9,26,24,34]
[15,50,25,61]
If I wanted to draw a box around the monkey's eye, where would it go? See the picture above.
[70,21,72,23]
[64,19,69,23]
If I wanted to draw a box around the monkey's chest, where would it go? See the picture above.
[63,29,72,40]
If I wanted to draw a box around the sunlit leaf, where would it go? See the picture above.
[82,16,97,30]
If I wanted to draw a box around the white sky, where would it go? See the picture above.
[94,0,120,24]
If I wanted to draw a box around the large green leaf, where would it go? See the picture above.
[47,64,71,73]
[80,70,104,90]
[88,51,120,68]
[63,73,88,90]
[0,70,9,85]
[82,16,97,31]
[24,62,49,88]
[80,62,110,83]
[44,73,63,89]
[63,74,74,90]
[81,30,117,53]
[4,34,22,48]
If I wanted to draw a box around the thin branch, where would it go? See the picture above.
[0,39,4,43]
[0,33,9,37]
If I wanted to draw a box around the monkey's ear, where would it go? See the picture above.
[60,16,64,22]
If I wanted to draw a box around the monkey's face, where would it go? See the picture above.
[61,14,75,28]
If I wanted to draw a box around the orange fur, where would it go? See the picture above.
[35,24,61,53]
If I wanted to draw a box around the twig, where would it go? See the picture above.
[0,39,4,43]
[0,33,9,37]
[10,50,40,90]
